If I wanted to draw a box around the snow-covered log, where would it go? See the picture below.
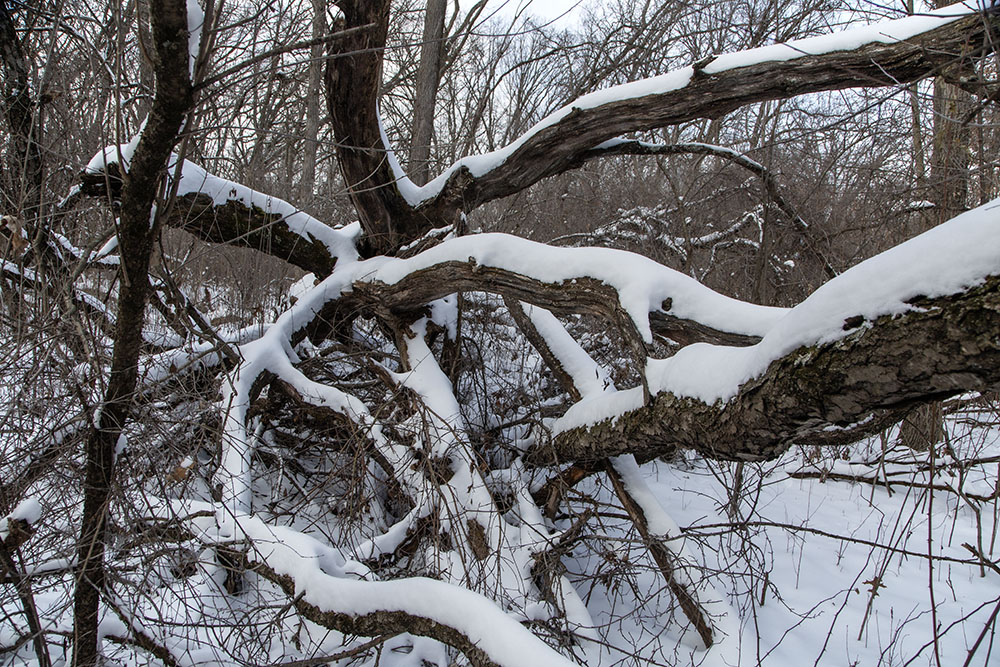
[535,201,1000,464]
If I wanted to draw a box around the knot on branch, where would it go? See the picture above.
[692,54,718,77]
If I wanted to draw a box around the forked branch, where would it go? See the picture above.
[330,1,998,251]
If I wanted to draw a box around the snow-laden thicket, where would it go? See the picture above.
[2,1,1000,666]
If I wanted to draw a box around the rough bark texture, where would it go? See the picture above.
[71,0,194,664]
[78,172,339,277]
[530,275,1000,465]
[408,0,446,185]
[327,0,440,254]
[166,192,338,275]
[327,5,997,255]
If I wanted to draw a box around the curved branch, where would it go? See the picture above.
[330,2,997,250]
[341,234,779,348]
[351,261,764,352]
[241,532,579,667]
[415,6,996,214]
[78,161,358,277]
[165,192,343,276]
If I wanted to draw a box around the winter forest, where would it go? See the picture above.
[1,0,1000,665]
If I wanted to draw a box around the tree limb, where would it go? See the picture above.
[345,256,766,349]
[605,460,714,648]
[531,275,1000,464]
[329,3,998,251]
[417,8,998,217]
[78,167,346,277]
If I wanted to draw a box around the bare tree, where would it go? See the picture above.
[2,1,1000,665]
[71,1,195,664]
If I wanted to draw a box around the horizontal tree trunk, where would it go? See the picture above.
[530,275,1000,464]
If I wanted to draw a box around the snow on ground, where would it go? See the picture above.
[563,420,1000,666]
[4,296,999,667]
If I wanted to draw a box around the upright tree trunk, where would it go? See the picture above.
[898,0,973,451]
[299,0,325,202]
[326,0,417,252]
[71,1,194,664]
[0,1,42,225]
[928,79,972,227]
[409,0,446,186]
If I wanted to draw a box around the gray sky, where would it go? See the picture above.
[462,0,585,28]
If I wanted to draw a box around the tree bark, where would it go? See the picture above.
[408,0,446,185]
[326,0,432,253]
[79,8,996,267]
[71,1,194,664]
[77,173,341,277]
[530,276,1000,465]
[605,461,714,648]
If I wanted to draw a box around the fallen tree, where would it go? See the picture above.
[6,1,1000,665]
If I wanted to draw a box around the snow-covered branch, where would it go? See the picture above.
[331,1,997,250]
[535,199,1000,464]
[78,156,359,276]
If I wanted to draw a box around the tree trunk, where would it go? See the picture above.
[409,0,446,186]
[0,1,42,225]
[326,0,425,253]
[71,0,194,663]
[299,0,325,202]
[899,0,974,452]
